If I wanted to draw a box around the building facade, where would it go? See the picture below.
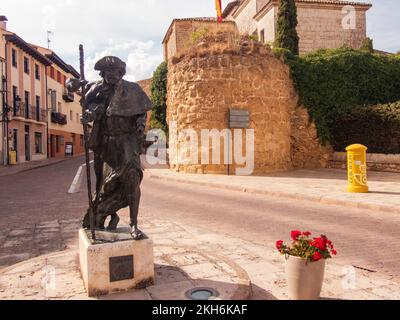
[34,46,84,159]
[223,0,372,54]
[0,16,83,165]
[1,18,50,164]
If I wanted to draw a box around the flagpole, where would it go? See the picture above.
[216,0,223,23]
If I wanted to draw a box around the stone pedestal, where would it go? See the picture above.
[79,228,154,297]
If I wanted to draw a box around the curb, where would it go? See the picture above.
[0,154,86,178]
[148,171,400,214]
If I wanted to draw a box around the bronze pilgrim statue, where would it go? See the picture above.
[67,55,152,240]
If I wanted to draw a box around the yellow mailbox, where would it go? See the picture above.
[9,151,17,165]
[346,144,368,193]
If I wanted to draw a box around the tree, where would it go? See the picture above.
[150,61,168,134]
[275,0,299,55]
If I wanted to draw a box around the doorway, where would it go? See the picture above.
[50,134,56,158]
[13,129,18,162]
[24,125,30,161]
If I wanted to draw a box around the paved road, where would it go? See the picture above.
[1,156,400,280]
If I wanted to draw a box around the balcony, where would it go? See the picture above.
[51,111,67,125]
[13,105,47,123]
[62,87,74,103]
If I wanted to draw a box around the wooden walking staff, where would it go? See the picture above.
[79,44,96,241]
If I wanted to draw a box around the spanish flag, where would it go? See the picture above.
[215,0,223,23]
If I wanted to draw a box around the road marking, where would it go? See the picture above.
[68,160,94,194]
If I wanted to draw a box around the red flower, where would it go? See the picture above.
[291,230,302,241]
[313,252,323,261]
[302,232,312,237]
[312,237,327,251]
[332,249,337,256]
[276,240,284,251]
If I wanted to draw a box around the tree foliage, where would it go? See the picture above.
[275,0,299,55]
[150,61,168,134]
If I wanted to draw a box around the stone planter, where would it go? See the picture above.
[285,255,326,300]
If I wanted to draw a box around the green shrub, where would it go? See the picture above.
[184,27,209,48]
[274,47,400,151]
[150,61,168,135]
[332,102,400,154]
[359,37,374,53]
[248,34,259,42]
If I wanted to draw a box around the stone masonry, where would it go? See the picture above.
[166,32,331,174]
[224,0,372,54]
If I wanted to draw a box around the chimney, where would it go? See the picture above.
[0,16,8,30]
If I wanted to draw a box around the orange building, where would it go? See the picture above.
[1,18,50,164]
[34,46,84,159]
[0,16,84,165]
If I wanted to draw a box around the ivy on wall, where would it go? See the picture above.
[274,47,400,153]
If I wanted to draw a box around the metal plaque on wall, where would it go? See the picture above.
[229,109,250,129]
[109,255,134,282]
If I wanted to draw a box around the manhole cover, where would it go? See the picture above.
[186,287,219,300]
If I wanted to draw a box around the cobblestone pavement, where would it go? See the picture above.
[0,217,399,300]
[1,156,400,295]
[147,167,400,213]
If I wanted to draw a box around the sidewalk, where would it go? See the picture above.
[146,167,400,214]
[1,216,398,300]
[0,155,84,178]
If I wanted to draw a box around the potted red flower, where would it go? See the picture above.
[276,230,337,300]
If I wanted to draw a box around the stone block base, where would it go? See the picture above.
[79,228,154,297]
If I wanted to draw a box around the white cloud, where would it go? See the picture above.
[1,0,399,78]
[84,40,163,82]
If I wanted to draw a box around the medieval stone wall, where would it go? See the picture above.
[167,33,332,175]
[296,4,368,54]
[164,20,238,61]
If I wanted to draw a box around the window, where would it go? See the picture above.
[50,66,55,79]
[63,75,67,85]
[57,71,62,83]
[57,102,62,113]
[36,96,40,121]
[35,132,43,154]
[24,91,30,118]
[70,110,73,121]
[260,29,265,44]
[50,90,57,111]
[12,49,17,67]
[35,64,40,80]
[12,86,18,116]
[23,57,30,74]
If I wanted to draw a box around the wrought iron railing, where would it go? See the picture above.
[62,87,74,103]
[13,104,47,122]
[51,111,67,125]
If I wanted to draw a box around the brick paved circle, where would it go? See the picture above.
[0,245,251,300]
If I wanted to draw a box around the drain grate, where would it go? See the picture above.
[186,287,219,300]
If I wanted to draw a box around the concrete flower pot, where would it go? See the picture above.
[285,255,326,300]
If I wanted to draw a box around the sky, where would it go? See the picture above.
[1,0,398,81]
